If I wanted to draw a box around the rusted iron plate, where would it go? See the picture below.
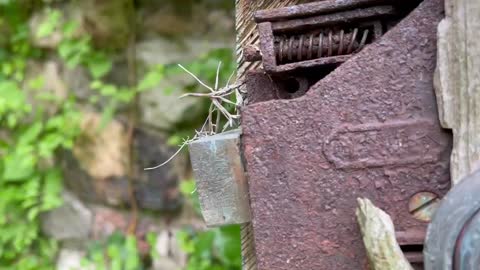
[188,129,251,227]
[254,0,392,23]
[242,0,450,269]
[270,6,395,33]
[244,70,279,104]
[424,169,480,270]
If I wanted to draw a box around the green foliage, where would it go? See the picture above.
[178,180,242,270]
[137,65,165,92]
[0,2,239,269]
[81,232,143,270]
[0,4,80,269]
[36,9,61,38]
[57,18,166,128]
[177,48,236,85]
[0,4,162,269]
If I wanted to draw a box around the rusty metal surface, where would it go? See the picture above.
[243,45,262,62]
[244,70,281,103]
[424,169,480,270]
[270,6,394,32]
[249,1,398,77]
[253,0,392,22]
[188,129,251,227]
[244,69,332,103]
[242,0,449,269]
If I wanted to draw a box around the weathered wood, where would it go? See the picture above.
[435,0,480,184]
[356,198,413,270]
[188,129,251,227]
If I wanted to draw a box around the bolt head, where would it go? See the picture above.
[408,191,440,222]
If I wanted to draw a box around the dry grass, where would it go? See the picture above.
[145,62,244,171]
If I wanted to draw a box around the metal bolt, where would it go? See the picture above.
[408,192,440,222]
[243,45,262,62]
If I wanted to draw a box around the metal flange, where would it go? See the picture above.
[424,169,480,270]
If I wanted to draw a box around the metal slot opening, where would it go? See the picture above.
[400,244,424,266]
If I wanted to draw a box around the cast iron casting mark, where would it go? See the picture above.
[243,0,422,100]
[241,0,450,269]
[324,119,446,169]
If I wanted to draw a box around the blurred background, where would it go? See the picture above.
[0,0,240,269]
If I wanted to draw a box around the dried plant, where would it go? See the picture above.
[145,62,245,171]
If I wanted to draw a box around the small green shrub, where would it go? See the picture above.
[81,232,148,270]
[0,2,239,269]
[178,180,242,270]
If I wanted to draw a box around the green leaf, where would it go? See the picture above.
[0,81,26,111]
[57,37,91,68]
[66,54,83,68]
[99,84,117,96]
[18,122,43,145]
[36,9,62,38]
[137,66,164,91]
[146,232,159,259]
[167,135,182,146]
[38,133,63,157]
[107,243,121,259]
[1,62,13,76]
[36,92,58,102]
[115,88,135,102]
[27,75,45,90]
[90,80,103,90]
[177,230,195,254]
[62,20,78,38]
[179,179,196,196]
[2,146,36,181]
[27,206,40,221]
[124,236,140,270]
[215,225,241,266]
[87,53,112,79]
[98,99,117,130]
[41,169,63,210]
[6,114,18,128]
[194,231,215,258]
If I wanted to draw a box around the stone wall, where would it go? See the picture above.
[29,1,235,269]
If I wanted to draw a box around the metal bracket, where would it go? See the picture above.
[244,0,396,76]
[188,129,251,227]
[241,0,450,269]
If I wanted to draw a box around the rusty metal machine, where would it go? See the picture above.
[424,170,480,270]
[188,0,480,269]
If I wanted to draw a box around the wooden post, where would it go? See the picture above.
[435,0,480,184]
